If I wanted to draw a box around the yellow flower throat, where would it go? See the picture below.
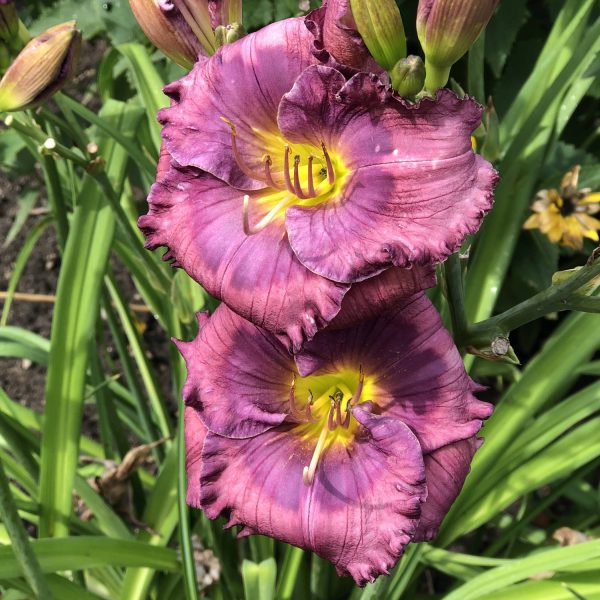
[222,118,349,234]
[288,368,375,486]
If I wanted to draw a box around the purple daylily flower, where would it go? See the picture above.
[139,17,496,350]
[179,294,492,585]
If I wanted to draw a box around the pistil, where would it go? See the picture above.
[243,194,296,235]
[303,421,329,486]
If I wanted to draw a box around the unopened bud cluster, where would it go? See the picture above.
[346,0,499,96]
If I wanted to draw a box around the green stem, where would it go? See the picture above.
[93,172,172,292]
[276,546,304,600]
[464,257,600,348]
[41,155,69,249]
[438,309,600,545]
[52,95,89,152]
[424,59,451,93]
[177,404,200,600]
[4,115,89,167]
[0,459,55,599]
[443,253,468,343]
[57,93,155,178]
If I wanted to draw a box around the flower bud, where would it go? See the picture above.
[214,22,246,47]
[349,0,406,72]
[129,0,213,69]
[417,0,499,91]
[0,0,18,44]
[170,1,218,54]
[390,55,425,98]
[0,22,81,112]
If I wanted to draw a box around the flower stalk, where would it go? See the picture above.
[442,252,468,343]
[463,251,600,350]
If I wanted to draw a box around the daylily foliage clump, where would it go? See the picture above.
[136,0,498,586]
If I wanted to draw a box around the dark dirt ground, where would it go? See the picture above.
[0,175,176,437]
[0,40,175,435]
[0,177,55,412]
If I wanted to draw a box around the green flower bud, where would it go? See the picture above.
[0,22,81,112]
[390,55,425,98]
[0,0,18,44]
[129,0,214,69]
[214,24,226,47]
[214,22,246,47]
[349,0,406,72]
[417,0,499,91]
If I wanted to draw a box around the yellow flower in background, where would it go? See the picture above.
[524,165,600,250]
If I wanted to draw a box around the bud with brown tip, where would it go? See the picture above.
[417,0,499,92]
[0,21,81,112]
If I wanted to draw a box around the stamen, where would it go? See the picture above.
[349,366,365,407]
[221,117,266,183]
[243,194,296,235]
[288,374,304,419]
[341,403,351,429]
[293,155,308,199]
[335,399,343,430]
[307,155,317,198]
[327,400,337,431]
[283,146,296,195]
[303,422,329,485]
[321,142,335,185]
[305,390,319,422]
[263,155,285,190]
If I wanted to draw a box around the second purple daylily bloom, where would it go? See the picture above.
[180,294,492,585]
[140,17,497,350]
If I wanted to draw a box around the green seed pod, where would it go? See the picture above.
[349,0,406,72]
[0,21,81,112]
[390,55,425,98]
